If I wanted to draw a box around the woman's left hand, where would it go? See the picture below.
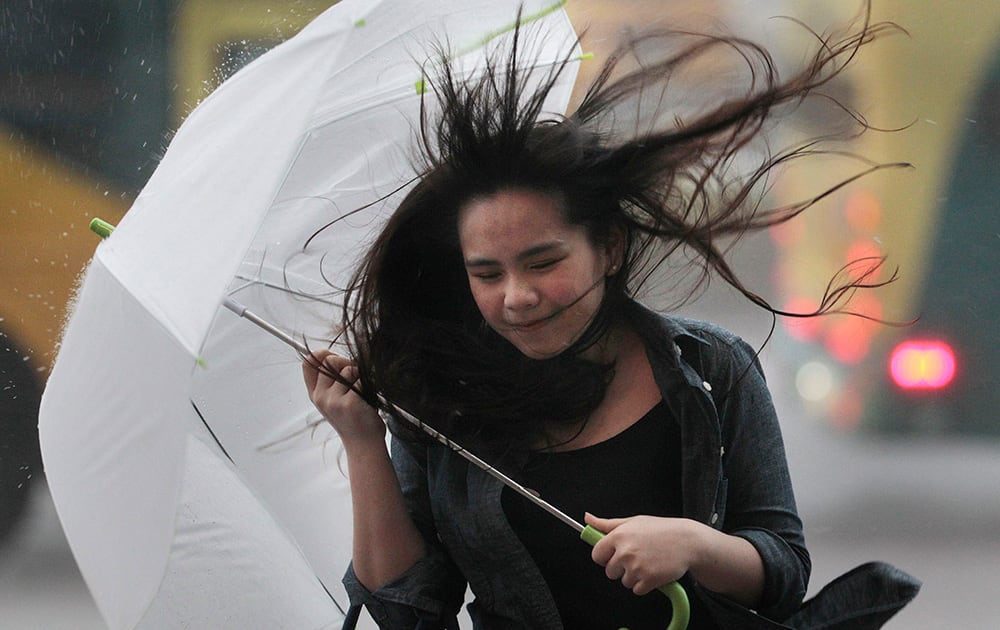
[585,512,765,606]
[585,512,705,596]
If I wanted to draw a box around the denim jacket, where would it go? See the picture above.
[344,304,811,628]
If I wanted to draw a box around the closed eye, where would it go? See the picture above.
[529,257,563,271]
[470,270,502,281]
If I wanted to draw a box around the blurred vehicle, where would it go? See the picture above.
[0,0,336,549]
[860,50,1000,435]
[772,4,1000,437]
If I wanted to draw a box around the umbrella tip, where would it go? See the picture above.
[89,217,116,239]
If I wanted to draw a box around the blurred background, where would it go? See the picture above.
[1,0,997,627]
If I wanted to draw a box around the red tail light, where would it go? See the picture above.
[889,340,956,390]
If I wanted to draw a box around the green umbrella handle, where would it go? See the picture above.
[581,525,691,630]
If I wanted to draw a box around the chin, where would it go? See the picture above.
[508,337,574,361]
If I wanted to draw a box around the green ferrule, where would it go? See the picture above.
[581,524,605,546]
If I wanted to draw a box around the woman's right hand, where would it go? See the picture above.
[302,350,386,445]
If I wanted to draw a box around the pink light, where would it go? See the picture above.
[889,340,957,390]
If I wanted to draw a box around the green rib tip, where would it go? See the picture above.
[89,218,116,238]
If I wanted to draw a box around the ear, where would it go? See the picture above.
[605,226,625,276]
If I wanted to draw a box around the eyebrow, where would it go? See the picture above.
[463,241,567,268]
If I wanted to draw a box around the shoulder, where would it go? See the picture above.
[628,302,753,360]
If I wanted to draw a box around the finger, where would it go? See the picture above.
[605,561,626,582]
[321,351,351,373]
[338,364,361,389]
[620,570,638,590]
[316,353,354,389]
[590,536,615,567]
[305,352,355,399]
[631,579,653,596]
[623,577,650,596]
[585,512,626,533]
[302,350,333,391]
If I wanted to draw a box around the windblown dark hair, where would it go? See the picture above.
[321,4,906,456]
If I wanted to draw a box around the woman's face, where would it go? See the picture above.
[458,188,616,360]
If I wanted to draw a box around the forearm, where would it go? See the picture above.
[303,352,429,590]
[344,438,427,591]
[690,526,765,608]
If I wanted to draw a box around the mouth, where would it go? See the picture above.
[505,316,552,333]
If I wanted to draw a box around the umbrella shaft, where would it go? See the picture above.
[384,404,584,533]
[223,297,310,355]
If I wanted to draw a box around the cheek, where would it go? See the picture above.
[555,272,604,308]
[467,282,499,319]
[547,285,582,308]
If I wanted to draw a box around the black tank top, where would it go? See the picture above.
[501,400,715,629]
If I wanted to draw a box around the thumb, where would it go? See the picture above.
[584,512,627,533]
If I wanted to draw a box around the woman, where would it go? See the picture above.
[303,6,913,629]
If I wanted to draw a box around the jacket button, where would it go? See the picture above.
[711,512,719,524]
[702,381,712,392]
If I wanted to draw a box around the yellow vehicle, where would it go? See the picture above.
[0,0,336,547]
[0,126,131,545]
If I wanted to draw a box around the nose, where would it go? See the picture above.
[503,274,539,312]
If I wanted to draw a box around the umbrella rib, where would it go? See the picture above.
[230,274,341,307]
[190,401,350,618]
[190,400,234,464]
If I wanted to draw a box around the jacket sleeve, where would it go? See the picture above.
[342,431,467,628]
[707,333,811,621]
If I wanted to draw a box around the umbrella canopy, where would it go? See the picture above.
[38,1,581,627]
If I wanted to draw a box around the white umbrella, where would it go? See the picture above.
[38,0,580,627]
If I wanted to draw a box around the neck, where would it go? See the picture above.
[533,323,653,452]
